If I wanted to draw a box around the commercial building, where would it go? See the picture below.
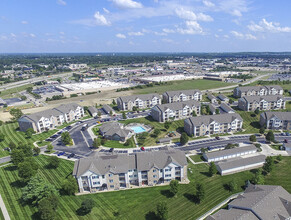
[207,184,291,220]
[233,85,283,98]
[73,147,188,193]
[151,100,201,122]
[162,90,202,103]
[238,95,285,111]
[99,122,133,142]
[260,111,291,130]
[184,113,243,137]
[203,145,257,162]
[216,155,266,176]
[18,103,84,133]
[117,93,161,111]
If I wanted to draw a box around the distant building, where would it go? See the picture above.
[162,90,202,103]
[117,93,161,111]
[238,95,286,111]
[73,147,188,193]
[151,100,201,122]
[260,111,291,130]
[207,184,291,220]
[18,103,84,133]
[184,113,243,137]
[233,85,283,98]
[69,64,88,70]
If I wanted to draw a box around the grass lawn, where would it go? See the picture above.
[0,208,4,220]
[0,123,57,158]
[1,155,291,220]
[132,79,233,95]
[235,109,260,134]
[270,144,283,151]
[121,116,184,146]
[190,154,205,162]
[0,84,34,99]
[103,137,136,149]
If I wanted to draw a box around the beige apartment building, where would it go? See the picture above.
[238,95,285,111]
[260,111,291,130]
[233,85,283,98]
[162,90,202,103]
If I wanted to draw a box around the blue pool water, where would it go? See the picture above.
[131,126,146,133]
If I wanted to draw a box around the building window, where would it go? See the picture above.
[102,175,105,178]
[165,168,171,172]
[154,180,157,184]
[93,182,100,185]
[153,169,157,172]
[92,175,99,179]
[153,175,157,178]
[108,174,113,177]
[110,185,114,188]
[165,174,171,177]
[109,180,113,183]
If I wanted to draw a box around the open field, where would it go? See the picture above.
[0,155,290,220]
[133,79,234,95]
[0,123,56,158]
[0,84,33,99]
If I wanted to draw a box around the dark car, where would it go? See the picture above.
[286,132,290,136]
[215,136,220,140]
[51,135,58,138]
[67,153,75,159]
[57,151,66,156]
[284,139,288,143]
[45,138,52,142]
[109,148,114,152]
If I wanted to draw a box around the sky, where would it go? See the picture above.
[1,0,291,53]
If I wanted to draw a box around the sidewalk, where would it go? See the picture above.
[0,194,10,220]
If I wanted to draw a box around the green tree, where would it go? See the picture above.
[122,112,127,119]
[132,106,138,112]
[20,95,27,100]
[10,149,25,166]
[18,157,39,182]
[209,162,217,176]
[215,109,220,114]
[200,148,208,153]
[46,143,53,152]
[266,131,275,142]
[228,180,237,192]
[192,111,197,117]
[97,111,102,117]
[19,143,33,157]
[78,199,95,215]
[38,194,59,220]
[263,156,274,174]
[169,180,179,196]
[33,147,40,155]
[47,156,60,169]
[9,108,23,120]
[153,128,161,137]
[254,108,260,115]
[164,121,171,130]
[61,131,72,145]
[22,175,59,205]
[249,135,257,142]
[0,120,3,126]
[112,99,116,105]
[276,154,282,162]
[61,176,78,195]
[229,99,233,104]
[124,138,131,146]
[9,142,17,150]
[259,127,265,135]
[25,128,35,138]
[156,201,168,220]
[0,132,5,142]
[195,183,205,203]
[252,168,264,185]
[92,138,101,149]
[180,132,189,145]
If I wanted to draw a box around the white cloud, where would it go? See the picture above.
[231,31,256,40]
[57,0,66,6]
[162,38,174,43]
[103,8,110,14]
[111,0,143,9]
[214,34,219,38]
[248,19,291,33]
[154,31,167,36]
[196,13,213,22]
[218,0,248,17]
[128,31,144,36]
[203,0,215,7]
[175,8,213,22]
[21,21,28,24]
[116,33,126,38]
[177,20,203,35]
[94,11,111,26]
[10,33,16,38]
[59,32,65,35]
[30,33,36,38]
[163,28,175,33]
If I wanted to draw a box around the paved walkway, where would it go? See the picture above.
[0,194,10,220]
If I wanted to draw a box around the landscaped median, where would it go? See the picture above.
[0,155,290,220]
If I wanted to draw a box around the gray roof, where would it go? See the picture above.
[163,89,201,97]
[88,106,98,115]
[208,93,216,100]
[154,100,200,112]
[229,184,291,220]
[216,155,266,171]
[217,94,229,101]
[102,104,114,113]
[264,85,284,91]
[204,145,257,160]
[53,103,81,114]
[73,147,187,177]
[208,104,217,113]
[185,113,243,127]
[237,85,283,92]
[240,95,285,103]
[207,208,258,220]
[260,111,291,121]
[117,93,160,103]
[220,103,235,113]
[105,127,131,138]
[99,122,122,134]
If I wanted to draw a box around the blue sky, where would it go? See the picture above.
[1,0,291,53]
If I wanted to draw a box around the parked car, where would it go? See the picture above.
[141,147,145,151]
[284,139,288,143]
[57,151,66,156]
[45,138,52,142]
[286,132,290,136]
[215,136,220,140]
[67,153,75,159]
[109,148,114,152]
[4,147,11,152]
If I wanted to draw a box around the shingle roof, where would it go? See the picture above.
[102,104,114,113]
[99,122,122,134]
[240,95,285,103]
[260,111,291,121]
[88,106,98,115]
[217,94,228,101]
[204,145,257,160]
[208,93,216,100]
[117,93,160,103]
[163,89,201,97]
[206,208,258,220]
[220,103,235,113]
[237,85,283,92]
[155,100,200,112]
[185,113,243,127]
[229,184,291,220]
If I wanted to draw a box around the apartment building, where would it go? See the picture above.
[238,95,285,111]
[18,103,84,133]
[117,93,161,111]
[73,147,188,193]
[151,100,201,122]
[260,111,291,130]
[184,113,243,137]
[207,93,217,104]
[162,89,202,103]
[233,85,283,98]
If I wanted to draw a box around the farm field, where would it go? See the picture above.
[0,155,290,220]
[133,79,234,95]
[0,123,56,158]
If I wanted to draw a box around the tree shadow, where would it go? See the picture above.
[250,122,261,129]
[160,189,173,198]
[31,211,41,220]
[4,165,17,171]
[10,180,26,188]
[200,171,212,178]
[76,208,90,216]
[145,211,158,220]
[183,193,200,204]
[223,184,231,191]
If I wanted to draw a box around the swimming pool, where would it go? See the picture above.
[130,126,146,133]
